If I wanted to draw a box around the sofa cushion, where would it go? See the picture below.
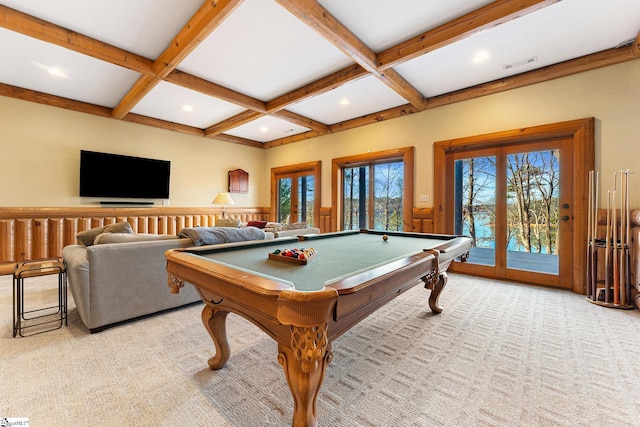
[278,221,308,231]
[76,221,134,246]
[93,233,178,245]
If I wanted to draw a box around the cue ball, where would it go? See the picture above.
[382,234,388,241]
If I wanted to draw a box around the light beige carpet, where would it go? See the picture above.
[2,273,640,426]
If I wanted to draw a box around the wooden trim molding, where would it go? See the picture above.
[0,206,269,263]
[319,207,332,233]
[412,208,434,233]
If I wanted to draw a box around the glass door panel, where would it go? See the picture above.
[343,166,369,230]
[297,175,315,225]
[454,156,497,266]
[277,177,292,224]
[505,149,560,275]
[373,162,404,231]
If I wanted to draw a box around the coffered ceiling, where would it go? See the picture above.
[1,0,639,148]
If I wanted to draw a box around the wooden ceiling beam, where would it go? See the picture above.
[276,0,428,110]
[112,75,159,119]
[166,70,267,113]
[266,64,367,113]
[0,5,154,75]
[263,130,326,149]
[112,0,242,119]
[153,0,243,77]
[0,82,113,117]
[208,133,265,148]
[204,110,263,136]
[631,30,640,57]
[123,113,206,137]
[270,110,329,133]
[377,0,560,70]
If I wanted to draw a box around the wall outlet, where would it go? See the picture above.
[419,194,430,202]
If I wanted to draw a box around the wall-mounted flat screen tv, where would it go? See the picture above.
[80,150,171,199]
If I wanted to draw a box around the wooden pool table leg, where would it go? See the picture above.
[201,305,231,370]
[425,271,448,314]
[278,338,333,427]
[276,288,338,427]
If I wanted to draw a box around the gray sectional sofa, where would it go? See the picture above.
[63,222,320,332]
[63,235,200,332]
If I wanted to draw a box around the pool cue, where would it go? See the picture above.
[612,172,619,305]
[605,190,611,303]
[593,171,599,300]
[620,171,626,306]
[587,171,593,299]
[624,170,632,305]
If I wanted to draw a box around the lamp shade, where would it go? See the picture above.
[212,192,235,206]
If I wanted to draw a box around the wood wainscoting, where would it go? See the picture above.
[0,206,270,264]
[412,208,434,233]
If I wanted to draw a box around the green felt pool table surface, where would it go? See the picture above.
[179,229,468,291]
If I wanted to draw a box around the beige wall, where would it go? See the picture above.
[0,97,266,207]
[265,59,640,210]
[1,59,638,210]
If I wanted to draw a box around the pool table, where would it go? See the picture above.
[166,229,471,427]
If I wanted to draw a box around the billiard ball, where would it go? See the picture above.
[382,234,388,241]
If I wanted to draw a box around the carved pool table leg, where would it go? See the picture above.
[425,271,448,314]
[201,305,231,370]
[278,340,333,427]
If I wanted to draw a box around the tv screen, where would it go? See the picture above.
[79,150,171,199]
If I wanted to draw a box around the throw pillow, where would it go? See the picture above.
[215,218,242,228]
[103,222,134,234]
[246,220,267,229]
[76,226,105,246]
[76,221,134,246]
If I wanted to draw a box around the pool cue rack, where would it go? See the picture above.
[586,170,634,309]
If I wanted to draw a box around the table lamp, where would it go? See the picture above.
[212,192,235,218]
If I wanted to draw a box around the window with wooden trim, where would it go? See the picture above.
[332,147,414,232]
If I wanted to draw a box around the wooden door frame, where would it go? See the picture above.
[433,118,595,294]
[271,161,321,226]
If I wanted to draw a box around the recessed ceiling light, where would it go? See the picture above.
[472,51,490,63]
[182,105,193,112]
[340,98,350,106]
[47,67,69,78]
[260,126,269,132]
[31,60,69,78]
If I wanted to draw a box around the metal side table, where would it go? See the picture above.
[13,258,67,337]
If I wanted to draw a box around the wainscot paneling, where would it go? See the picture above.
[412,208,433,233]
[0,206,270,263]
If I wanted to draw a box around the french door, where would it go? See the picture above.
[271,162,321,226]
[449,140,572,288]
[434,119,594,293]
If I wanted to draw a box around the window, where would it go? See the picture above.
[343,161,404,230]
[332,147,414,232]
